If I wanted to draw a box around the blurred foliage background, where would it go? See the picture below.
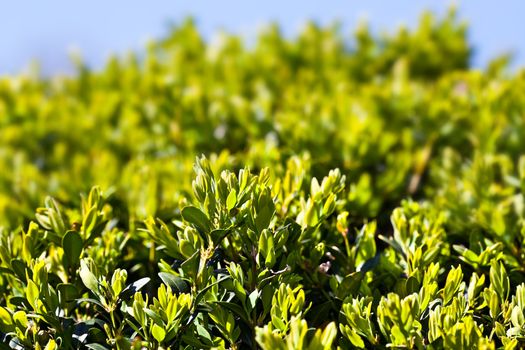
[0,10,521,232]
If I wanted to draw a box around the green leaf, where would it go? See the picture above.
[322,193,336,217]
[181,333,213,348]
[62,230,83,267]
[11,259,27,281]
[443,265,462,305]
[152,323,166,342]
[26,280,39,310]
[337,272,364,299]
[158,272,189,293]
[9,297,30,309]
[195,275,231,306]
[319,322,337,349]
[144,309,164,327]
[195,322,214,344]
[82,206,98,238]
[119,277,151,301]
[227,189,237,211]
[255,204,274,233]
[341,324,365,348]
[182,206,211,233]
[248,289,259,311]
[303,200,318,227]
[0,306,13,333]
[13,311,28,328]
[57,283,79,303]
[490,260,509,302]
[406,276,419,294]
[79,260,98,293]
[44,339,57,350]
[215,301,251,324]
[390,325,406,345]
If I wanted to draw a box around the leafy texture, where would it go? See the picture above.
[0,9,524,350]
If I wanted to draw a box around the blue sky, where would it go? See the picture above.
[1,1,523,75]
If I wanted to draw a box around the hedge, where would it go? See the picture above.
[1,9,525,349]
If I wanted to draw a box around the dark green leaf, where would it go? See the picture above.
[182,206,212,233]
[62,230,83,267]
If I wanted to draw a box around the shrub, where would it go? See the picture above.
[1,8,525,349]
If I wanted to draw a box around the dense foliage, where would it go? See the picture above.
[1,9,525,349]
